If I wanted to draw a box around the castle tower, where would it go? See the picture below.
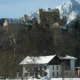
[38,9,43,24]
[23,14,27,23]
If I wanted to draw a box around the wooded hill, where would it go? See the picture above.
[0,20,80,78]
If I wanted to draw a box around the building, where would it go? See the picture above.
[3,18,26,34]
[75,67,80,77]
[20,54,77,78]
[3,18,24,26]
[59,16,67,26]
[38,8,60,26]
[23,15,28,23]
[0,19,5,26]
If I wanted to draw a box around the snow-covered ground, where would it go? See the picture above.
[1,78,80,80]
[51,78,80,80]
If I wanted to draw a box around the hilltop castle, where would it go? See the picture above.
[38,8,60,26]
[0,8,68,35]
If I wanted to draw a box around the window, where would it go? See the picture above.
[35,67,38,70]
[44,66,47,70]
[57,66,58,70]
[53,66,54,70]
[66,72,68,75]
[26,67,29,71]
[25,73,28,77]
[65,66,70,70]
[57,60,58,63]
[30,72,34,76]
[57,72,58,76]
[26,67,27,70]
[53,72,54,76]
[40,72,42,76]
[26,67,29,70]
[40,66,42,70]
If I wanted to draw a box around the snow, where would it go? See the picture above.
[67,19,77,28]
[20,55,56,65]
[56,0,80,23]
[28,11,39,21]
[20,55,76,65]
[42,76,51,80]
[25,23,32,26]
[28,8,53,21]
[50,78,80,80]
[27,0,80,25]
[68,11,77,22]
[2,78,80,80]
[60,55,77,60]
[60,25,68,29]
[4,18,24,24]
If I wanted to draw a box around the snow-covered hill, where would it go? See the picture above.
[56,0,80,23]
[28,11,39,21]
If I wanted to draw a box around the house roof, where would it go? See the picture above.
[20,55,77,65]
[20,55,56,65]
[75,67,80,69]
[60,55,77,60]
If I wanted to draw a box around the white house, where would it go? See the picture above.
[20,54,77,78]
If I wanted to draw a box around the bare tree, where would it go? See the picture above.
[61,62,65,80]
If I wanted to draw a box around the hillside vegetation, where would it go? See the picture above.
[0,21,80,78]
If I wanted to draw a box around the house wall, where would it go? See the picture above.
[22,64,47,78]
[23,65,30,78]
[46,65,61,78]
[75,68,80,78]
[61,59,76,77]
[47,59,76,78]
[22,62,76,78]
[70,59,76,77]
[21,57,76,78]
[77,70,80,77]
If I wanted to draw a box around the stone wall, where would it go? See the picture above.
[38,8,60,26]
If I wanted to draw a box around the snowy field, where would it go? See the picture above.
[1,78,80,80]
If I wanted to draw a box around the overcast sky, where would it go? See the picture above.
[0,0,80,18]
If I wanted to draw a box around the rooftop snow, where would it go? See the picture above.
[60,55,77,60]
[20,55,77,65]
[20,55,56,65]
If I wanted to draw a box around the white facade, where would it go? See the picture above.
[46,65,61,78]
[70,59,76,77]
[45,60,76,78]
[20,55,77,78]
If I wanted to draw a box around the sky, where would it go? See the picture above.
[0,0,80,18]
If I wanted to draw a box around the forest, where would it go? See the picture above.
[0,20,80,78]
